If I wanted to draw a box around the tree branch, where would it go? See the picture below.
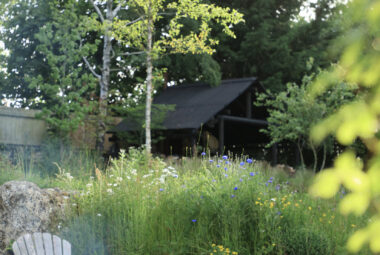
[126,16,145,26]
[89,0,105,23]
[83,57,101,79]
[112,3,122,17]
[119,51,145,56]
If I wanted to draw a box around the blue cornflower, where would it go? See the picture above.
[249,172,255,177]
[159,188,164,191]
[201,152,206,156]
[225,161,230,164]
[277,211,281,215]
[209,159,214,163]
[269,177,274,180]
[212,179,216,182]
[216,164,220,168]
[240,178,243,182]
[231,194,235,198]
[173,174,178,178]
[234,187,238,191]
[224,174,228,177]
[267,179,273,183]
[275,184,280,191]
[192,219,197,223]
[240,162,245,166]
[222,155,228,160]
[265,183,269,186]
[224,167,228,171]
[247,158,253,164]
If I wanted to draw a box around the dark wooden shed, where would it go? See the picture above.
[114,77,275,160]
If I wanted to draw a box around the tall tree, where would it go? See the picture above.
[209,0,345,92]
[113,0,244,155]
[27,0,97,143]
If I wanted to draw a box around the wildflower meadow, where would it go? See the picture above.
[0,148,370,254]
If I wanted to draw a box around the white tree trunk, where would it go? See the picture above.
[145,2,153,156]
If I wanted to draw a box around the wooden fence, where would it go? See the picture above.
[0,106,121,152]
[0,107,46,146]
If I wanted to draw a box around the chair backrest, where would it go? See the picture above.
[12,233,71,255]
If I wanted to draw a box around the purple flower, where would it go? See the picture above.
[201,152,206,156]
[159,188,164,192]
[276,184,280,191]
[173,174,178,178]
[192,219,197,223]
[267,180,273,184]
[277,211,281,215]
[225,161,230,164]
[231,194,235,198]
[216,164,220,168]
[240,162,245,166]
[249,172,255,177]
[247,158,253,164]
[222,155,228,160]
[269,177,274,180]
[224,174,228,177]
[209,159,214,163]
[240,178,243,182]
[224,167,228,171]
[265,183,269,186]
[234,186,238,191]
[212,179,216,182]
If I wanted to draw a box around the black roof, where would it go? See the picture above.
[115,77,261,131]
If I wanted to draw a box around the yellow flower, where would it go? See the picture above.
[351,224,356,228]
[323,213,326,217]
[258,197,261,201]
[255,201,260,205]
[212,244,216,247]
[308,206,312,210]
[287,201,291,205]
[270,202,274,208]
[328,221,332,224]
[295,203,299,207]
[272,243,276,247]
[232,252,238,255]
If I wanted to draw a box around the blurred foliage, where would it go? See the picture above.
[309,0,380,252]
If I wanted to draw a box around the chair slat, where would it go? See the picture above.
[16,236,29,255]
[62,240,71,255]
[12,241,21,255]
[24,234,37,255]
[43,233,54,255]
[33,232,45,255]
[53,235,63,255]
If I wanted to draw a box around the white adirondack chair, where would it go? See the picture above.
[12,233,71,255]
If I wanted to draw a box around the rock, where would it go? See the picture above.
[0,181,69,254]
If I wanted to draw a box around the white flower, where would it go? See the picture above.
[116,177,123,182]
[131,169,137,175]
[107,188,113,194]
[142,174,152,179]
[90,176,95,180]
[107,183,112,186]
[113,183,118,187]
[97,213,102,217]
[271,198,276,202]
[86,183,93,188]
[168,166,175,170]
[109,174,114,177]
[126,176,131,180]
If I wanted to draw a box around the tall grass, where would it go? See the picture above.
[56,148,370,255]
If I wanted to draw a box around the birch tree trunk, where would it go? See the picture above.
[145,2,153,156]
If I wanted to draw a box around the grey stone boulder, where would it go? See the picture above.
[0,181,70,254]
